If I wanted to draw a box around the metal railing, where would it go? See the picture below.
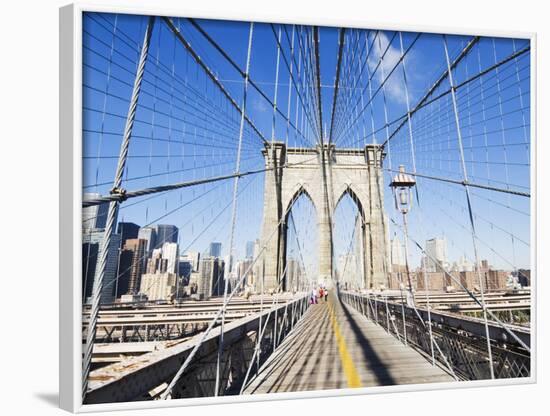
[340,291,530,381]
[85,294,310,403]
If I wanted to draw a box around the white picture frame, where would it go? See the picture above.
[59,2,537,412]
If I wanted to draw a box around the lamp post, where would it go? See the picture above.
[390,165,416,306]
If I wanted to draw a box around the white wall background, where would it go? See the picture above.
[0,0,547,414]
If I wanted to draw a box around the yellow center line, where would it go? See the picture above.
[327,299,363,388]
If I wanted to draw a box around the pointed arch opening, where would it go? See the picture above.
[282,186,318,292]
[332,186,367,290]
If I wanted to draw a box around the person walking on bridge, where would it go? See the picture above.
[324,287,328,302]
[310,288,318,304]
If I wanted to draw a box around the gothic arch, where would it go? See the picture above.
[333,185,366,224]
[283,183,318,221]
[332,185,369,289]
[281,185,318,291]
[259,141,387,291]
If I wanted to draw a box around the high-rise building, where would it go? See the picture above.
[286,258,303,291]
[162,242,179,275]
[82,193,108,230]
[197,256,225,299]
[180,251,200,272]
[82,230,121,304]
[391,237,405,267]
[178,261,192,284]
[208,242,222,258]
[139,272,179,301]
[454,255,474,272]
[425,237,448,272]
[245,241,255,259]
[155,224,178,247]
[237,259,254,286]
[146,249,165,274]
[138,226,157,255]
[117,222,140,245]
[118,238,147,297]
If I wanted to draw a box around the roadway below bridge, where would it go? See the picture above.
[83,295,292,344]
[243,295,454,394]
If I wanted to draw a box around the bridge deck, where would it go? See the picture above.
[244,296,454,394]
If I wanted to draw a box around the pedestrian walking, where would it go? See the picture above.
[311,288,317,304]
[324,288,328,302]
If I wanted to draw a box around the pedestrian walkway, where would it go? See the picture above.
[243,295,454,394]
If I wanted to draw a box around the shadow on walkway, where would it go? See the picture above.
[337,296,396,386]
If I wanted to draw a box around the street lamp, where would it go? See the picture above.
[390,165,416,304]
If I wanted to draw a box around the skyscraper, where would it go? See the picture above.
[82,230,121,304]
[162,242,179,275]
[146,249,165,274]
[82,193,108,230]
[209,242,222,258]
[198,256,225,299]
[425,237,448,272]
[155,224,178,247]
[139,272,179,301]
[180,251,200,272]
[245,241,255,259]
[391,237,405,267]
[138,226,156,255]
[118,238,147,297]
[117,222,140,246]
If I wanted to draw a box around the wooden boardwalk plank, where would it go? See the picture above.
[243,297,454,394]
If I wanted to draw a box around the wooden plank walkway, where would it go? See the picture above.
[243,296,454,394]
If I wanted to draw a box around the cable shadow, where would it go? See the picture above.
[337,297,396,386]
[245,306,319,393]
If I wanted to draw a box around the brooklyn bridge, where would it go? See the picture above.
[79,12,531,404]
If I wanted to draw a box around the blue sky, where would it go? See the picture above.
[82,12,531,272]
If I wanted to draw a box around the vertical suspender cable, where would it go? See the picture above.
[443,35,495,379]
[272,26,282,141]
[214,22,254,396]
[399,32,435,364]
[82,16,155,398]
[285,26,296,147]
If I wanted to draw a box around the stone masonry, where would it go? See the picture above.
[258,141,389,292]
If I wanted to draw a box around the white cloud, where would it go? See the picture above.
[367,32,413,106]
[251,96,269,113]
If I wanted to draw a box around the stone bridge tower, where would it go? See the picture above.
[258,141,389,292]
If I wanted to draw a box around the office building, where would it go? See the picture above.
[82,193,108,230]
[391,237,405,267]
[155,224,178,247]
[146,249,165,274]
[117,222,140,245]
[245,241,255,259]
[138,226,157,255]
[139,272,179,301]
[286,258,303,291]
[118,238,147,297]
[453,255,474,272]
[197,256,225,299]
[82,230,121,304]
[180,251,200,272]
[162,242,179,275]
[208,242,222,258]
[179,261,192,284]
[425,237,448,272]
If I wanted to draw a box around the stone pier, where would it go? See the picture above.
[258,141,389,291]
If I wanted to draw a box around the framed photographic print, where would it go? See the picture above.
[59,2,535,412]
